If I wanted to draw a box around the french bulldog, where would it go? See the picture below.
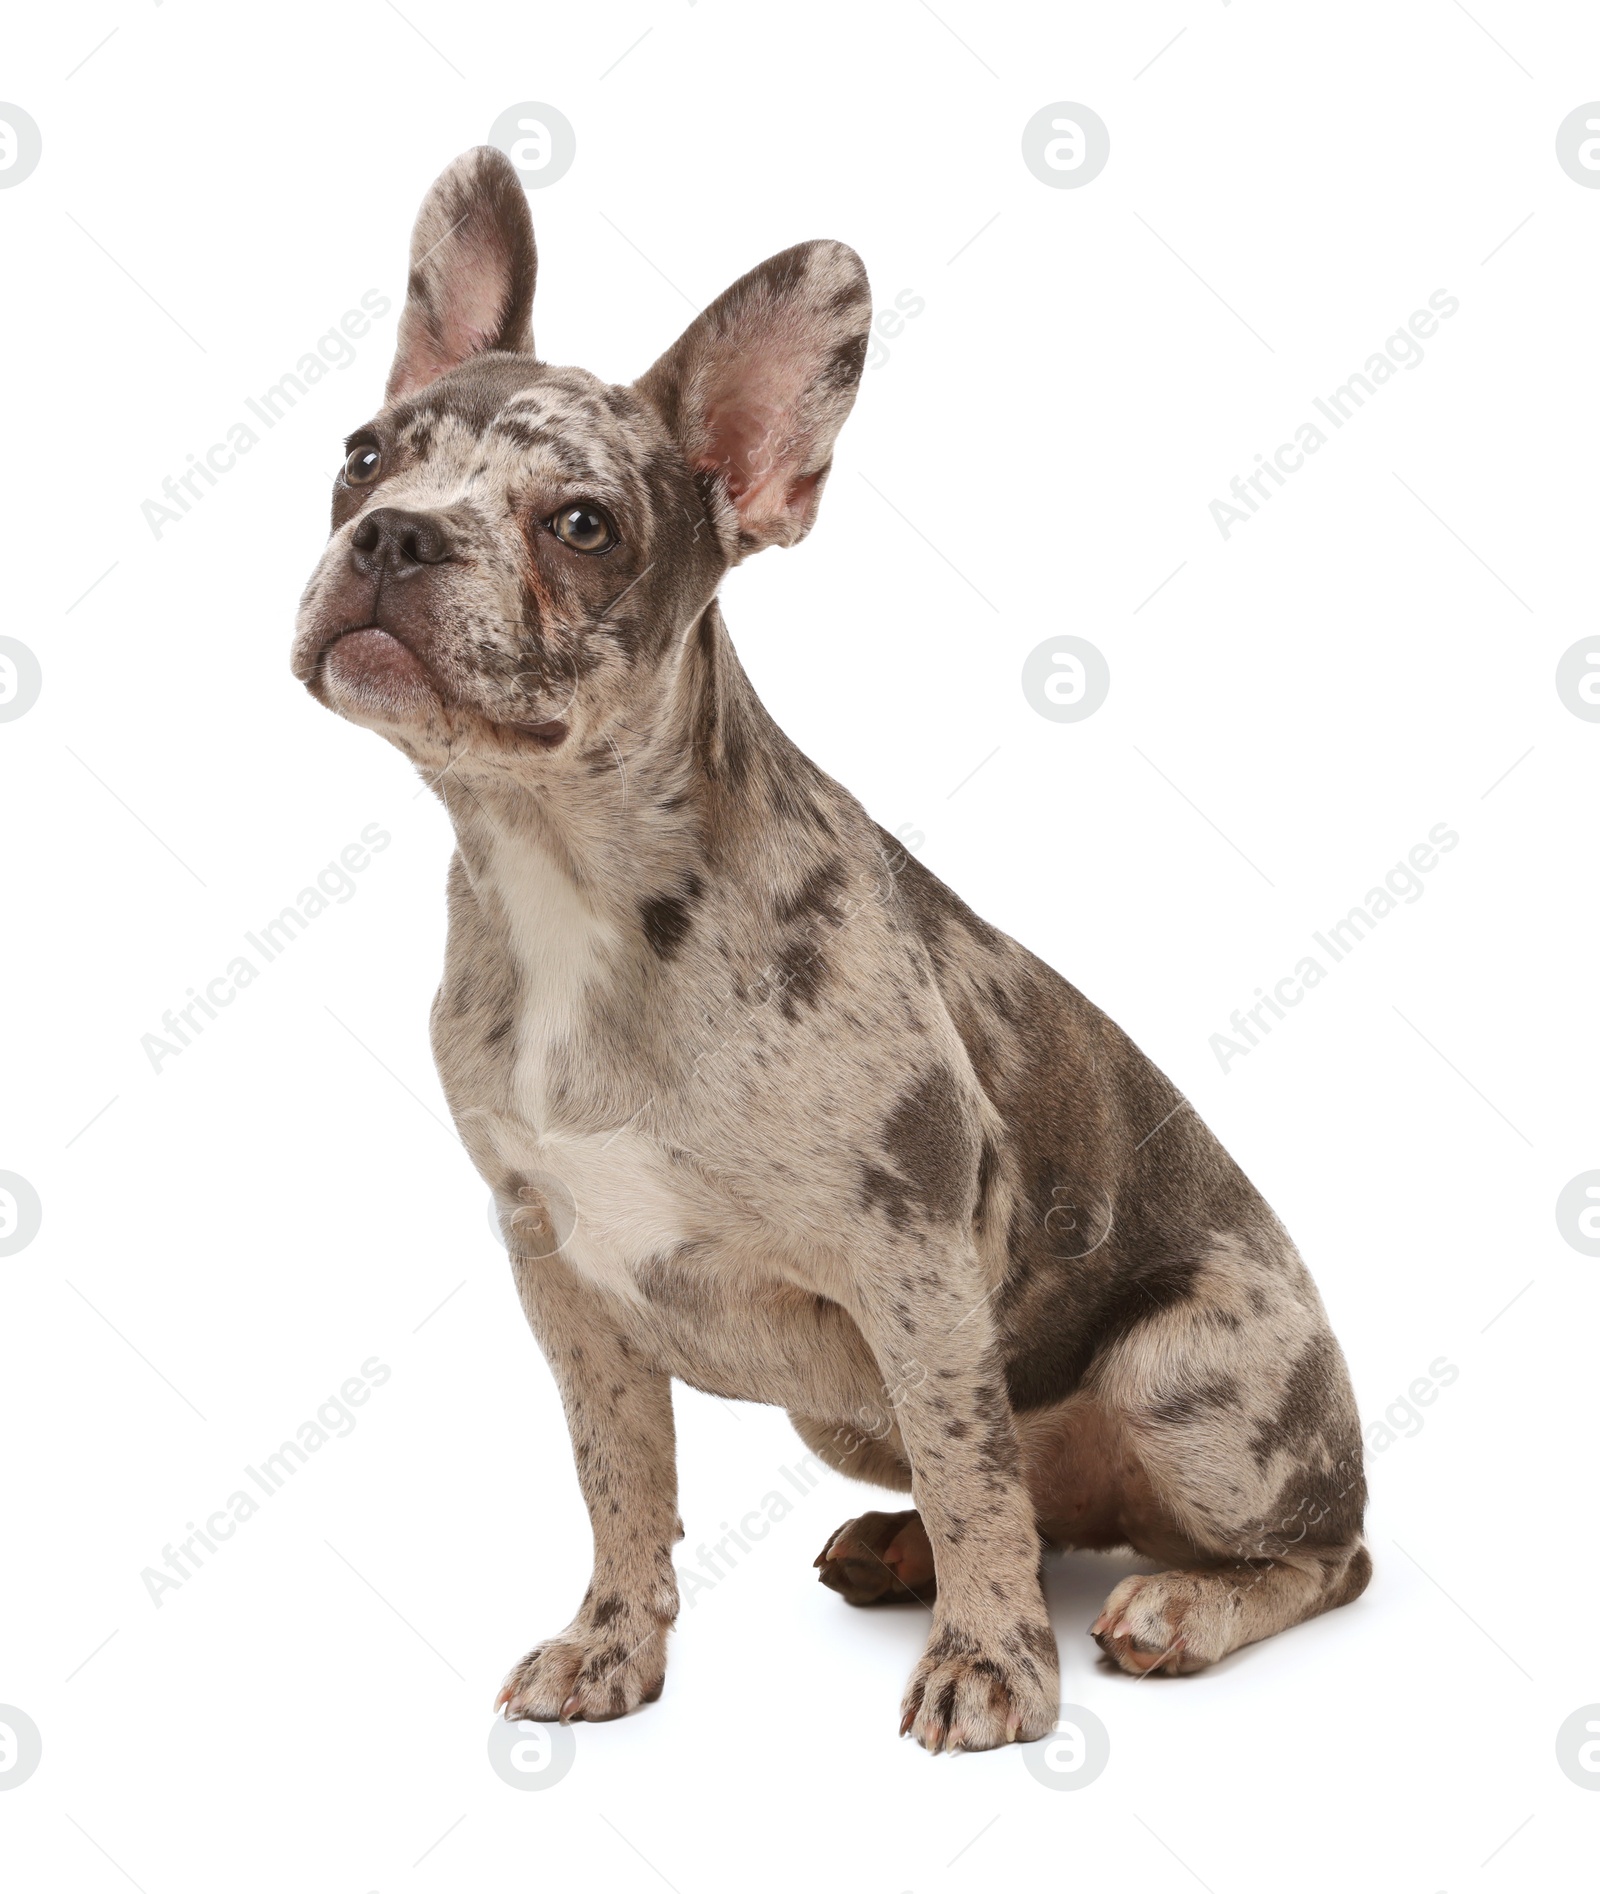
[292,148,1368,1752]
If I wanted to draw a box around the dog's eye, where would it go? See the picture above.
[343,445,382,485]
[549,504,616,554]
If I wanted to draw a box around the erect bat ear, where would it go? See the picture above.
[634,240,872,558]
[385,147,537,404]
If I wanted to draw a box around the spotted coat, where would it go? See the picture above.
[292,148,1369,1751]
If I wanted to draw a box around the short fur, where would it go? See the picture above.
[292,148,1368,1752]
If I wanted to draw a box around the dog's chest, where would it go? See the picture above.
[473,834,700,1299]
[485,832,615,1128]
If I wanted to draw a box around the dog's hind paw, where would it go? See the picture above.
[496,1622,668,1724]
[814,1509,937,1605]
[1090,1573,1212,1676]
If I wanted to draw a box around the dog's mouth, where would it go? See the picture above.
[321,624,431,701]
[313,625,569,751]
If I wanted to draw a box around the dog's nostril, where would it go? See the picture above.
[349,507,452,571]
[401,524,447,563]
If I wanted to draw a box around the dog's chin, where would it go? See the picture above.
[320,627,440,725]
[315,628,570,753]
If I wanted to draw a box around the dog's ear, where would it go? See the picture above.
[386,148,537,404]
[635,241,871,556]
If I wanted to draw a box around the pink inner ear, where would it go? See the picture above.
[390,231,520,401]
[696,348,818,525]
[436,232,513,362]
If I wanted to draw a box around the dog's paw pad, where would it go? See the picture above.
[814,1509,936,1605]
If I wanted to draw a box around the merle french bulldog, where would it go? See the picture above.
[292,148,1368,1752]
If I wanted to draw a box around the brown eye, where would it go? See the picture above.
[549,503,616,553]
[343,444,382,485]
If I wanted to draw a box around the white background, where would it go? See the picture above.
[3,2,1597,1888]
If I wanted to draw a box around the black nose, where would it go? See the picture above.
[349,507,454,577]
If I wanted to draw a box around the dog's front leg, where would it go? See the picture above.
[496,1249,680,1724]
[855,1242,1059,1752]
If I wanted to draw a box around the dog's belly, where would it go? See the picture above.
[631,1253,887,1417]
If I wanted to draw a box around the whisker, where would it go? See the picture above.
[603,733,628,814]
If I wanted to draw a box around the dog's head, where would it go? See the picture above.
[291,147,871,774]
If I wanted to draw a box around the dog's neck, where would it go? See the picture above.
[433,602,815,927]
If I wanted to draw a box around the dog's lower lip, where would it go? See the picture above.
[324,623,405,659]
[316,629,568,747]
[319,625,438,711]
[329,623,401,657]
[325,624,420,668]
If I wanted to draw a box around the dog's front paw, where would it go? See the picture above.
[496,1619,668,1724]
[899,1616,1059,1753]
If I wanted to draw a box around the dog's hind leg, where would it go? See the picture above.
[1078,1232,1370,1676]
[1090,1543,1371,1675]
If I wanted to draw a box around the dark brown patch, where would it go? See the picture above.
[773,936,828,1021]
[860,1162,911,1231]
[878,1066,971,1224]
[640,873,704,961]
[1248,1333,1342,1470]
[1003,1248,1202,1412]
[1145,1375,1241,1426]
[775,858,846,928]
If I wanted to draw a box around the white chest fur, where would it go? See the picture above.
[480,830,694,1301]
[484,829,614,1132]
